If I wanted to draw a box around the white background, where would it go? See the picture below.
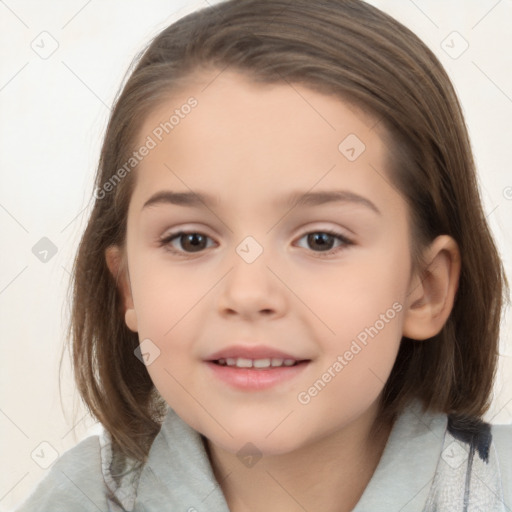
[1,0,511,509]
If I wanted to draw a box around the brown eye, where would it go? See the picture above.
[160,231,214,255]
[178,233,208,252]
[307,232,336,251]
[296,230,353,256]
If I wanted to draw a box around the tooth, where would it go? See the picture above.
[219,357,297,368]
[253,358,271,368]
[236,357,253,368]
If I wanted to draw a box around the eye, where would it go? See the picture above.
[159,229,353,258]
[295,230,353,257]
[159,231,216,256]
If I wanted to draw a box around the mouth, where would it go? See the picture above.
[212,357,308,369]
[205,358,311,391]
[204,344,311,390]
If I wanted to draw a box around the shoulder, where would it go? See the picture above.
[430,414,512,511]
[491,422,512,508]
[491,422,512,457]
[447,417,512,484]
[14,435,109,512]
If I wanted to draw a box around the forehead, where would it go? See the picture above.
[130,70,394,212]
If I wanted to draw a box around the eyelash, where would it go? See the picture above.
[158,229,354,258]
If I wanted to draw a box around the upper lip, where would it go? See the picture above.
[206,345,308,361]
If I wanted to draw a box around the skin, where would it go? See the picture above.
[106,70,460,512]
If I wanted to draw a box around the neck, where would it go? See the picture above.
[204,401,394,512]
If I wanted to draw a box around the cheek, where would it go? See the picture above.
[297,239,409,386]
[294,272,405,428]
[128,246,205,336]
[131,267,205,415]
[298,241,409,339]
[127,251,211,394]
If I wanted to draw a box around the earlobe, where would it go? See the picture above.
[124,309,138,332]
[402,235,461,341]
[105,245,138,332]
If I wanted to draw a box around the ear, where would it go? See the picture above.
[402,235,461,340]
[105,245,138,332]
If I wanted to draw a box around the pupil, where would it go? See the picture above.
[179,232,335,253]
[308,233,333,251]
[183,233,205,252]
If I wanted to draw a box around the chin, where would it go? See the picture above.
[176,403,312,456]
[204,425,305,458]
[217,437,300,459]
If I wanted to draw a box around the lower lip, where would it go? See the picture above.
[205,361,310,391]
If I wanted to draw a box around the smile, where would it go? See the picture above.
[215,357,300,368]
[205,360,310,391]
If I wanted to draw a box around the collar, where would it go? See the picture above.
[353,399,447,511]
[103,400,446,511]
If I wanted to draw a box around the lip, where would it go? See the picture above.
[205,360,310,391]
[205,344,305,361]
[204,344,311,391]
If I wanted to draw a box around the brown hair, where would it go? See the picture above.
[64,0,509,462]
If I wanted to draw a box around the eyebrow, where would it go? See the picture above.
[142,189,381,215]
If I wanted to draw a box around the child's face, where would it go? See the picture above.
[121,70,416,455]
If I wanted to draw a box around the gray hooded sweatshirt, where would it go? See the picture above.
[13,400,512,511]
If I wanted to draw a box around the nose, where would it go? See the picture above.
[217,247,287,321]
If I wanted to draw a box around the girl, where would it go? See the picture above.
[16,0,511,511]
